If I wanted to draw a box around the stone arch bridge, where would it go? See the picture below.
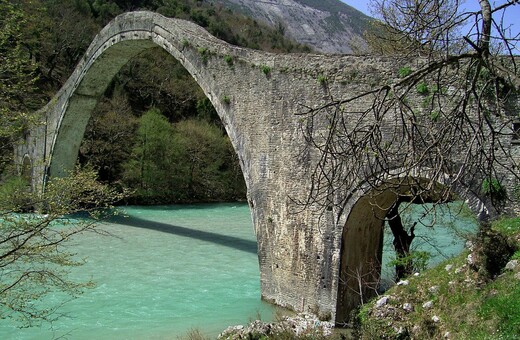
[16,11,519,324]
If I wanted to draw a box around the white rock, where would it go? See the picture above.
[444,331,451,338]
[414,272,420,277]
[403,303,413,312]
[397,280,409,286]
[505,260,518,271]
[455,267,463,274]
[375,296,389,308]
[428,285,440,294]
[445,264,453,272]
[467,253,475,265]
[422,300,433,309]
[515,272,520,280]
[466,240,474,250]
[432,315,440,323]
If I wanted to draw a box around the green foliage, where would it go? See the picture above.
[196,97,218,123]
[223,54,233,66]
[359,218,520,339]
[0,168,124,326]
[222,95,231,104]
[481,178,507,201]
[478,279,520,338]
[122,108,177,201]
[182,39,190,48]
[0,0,39,170]
[0,175,32,211]
[398,66,412,78]
[198,47,209,63]
[260,65,271,75]
[122,109,245,203]
[317,74,327,84]
[388,250,431,273]
[80,92,138,183]
[492,217,520,236]
[430,110,440,122]
[416,82,429,95]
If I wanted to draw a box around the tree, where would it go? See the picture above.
[300,0,520,279]
[0,167,125,326]
[122,108,178,201]
[0,1,124,326]
[0,0,39,172]
[80,90,138,183]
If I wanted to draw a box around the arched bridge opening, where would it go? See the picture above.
[335,177,488,326]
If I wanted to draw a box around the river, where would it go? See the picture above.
[0,202,476,339]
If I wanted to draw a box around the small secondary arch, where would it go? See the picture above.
[334,174,489,325]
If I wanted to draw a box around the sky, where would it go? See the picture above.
[341,0,520,38]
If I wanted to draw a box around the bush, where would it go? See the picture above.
[399,66,412,78]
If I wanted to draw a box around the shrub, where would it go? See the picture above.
[223,54,233,66]
[416,82,429,94]
[260,65,271,75]
[317,74,327,84]
[399,66,412,78]
[481,178,507,201]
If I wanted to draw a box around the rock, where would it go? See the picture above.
[466,240,474,251]
[375,296,389,308]
[422,300,433,309]
[455,267,463,274]
[444,331,451,338]
[403,303,413,312]
[414,272,420,277]
[397,280,409,286]
[467,253,475,265]
[505,259,518,271]
[445,264,453,272]
[218,312,335,339]
[432,315,440,323]
[428,285,440,294]
[515,272,520,280]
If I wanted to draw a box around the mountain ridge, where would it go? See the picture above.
[210,0,373,53]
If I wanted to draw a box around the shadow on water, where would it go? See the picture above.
[108,214,258,255]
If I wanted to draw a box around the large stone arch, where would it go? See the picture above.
[334,172,490,325]
[17,11,520,323]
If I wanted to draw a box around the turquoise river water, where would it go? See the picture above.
[0,202,476,339]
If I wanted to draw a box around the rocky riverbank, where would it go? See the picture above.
[218,313,335,339]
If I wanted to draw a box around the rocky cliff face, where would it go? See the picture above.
[211,0,372,54]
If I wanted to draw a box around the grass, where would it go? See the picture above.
[357,217,520,339]
[260,65,271,75]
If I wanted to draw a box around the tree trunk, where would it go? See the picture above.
[387,198,416,280]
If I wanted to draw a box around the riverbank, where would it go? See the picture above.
[206,217,520,340]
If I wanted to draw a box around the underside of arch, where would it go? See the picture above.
[49,40,157,178]
[334,177,488,325]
